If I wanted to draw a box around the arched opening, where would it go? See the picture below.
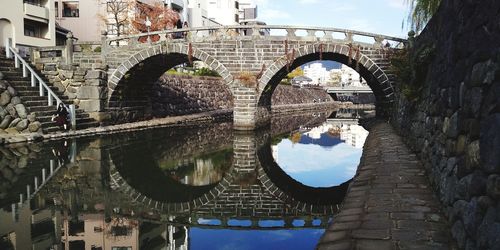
[258,48,394,117]
[107,47,233,124]
[0,19,13,48]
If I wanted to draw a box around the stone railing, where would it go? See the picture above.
[103,25,407,49]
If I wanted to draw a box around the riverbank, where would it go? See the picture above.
[0,109,232,145]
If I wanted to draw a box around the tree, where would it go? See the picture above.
[404,0,442,32]
[287,67,304,79]
[280,67,304,85]
[131,2,178,34]
[97,0,136,37]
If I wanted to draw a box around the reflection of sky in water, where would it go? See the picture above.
[190,228,324,250]
[274,124,368,187]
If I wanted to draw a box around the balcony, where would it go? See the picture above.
[24,3,49,22]
[171,0,184,9]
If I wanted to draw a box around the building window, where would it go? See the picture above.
[55,2,59,17]
[63,2,79,17]
[235,14,239,23]
[24,22,40,37]
[235,1,239,9]
[24,0,43,6]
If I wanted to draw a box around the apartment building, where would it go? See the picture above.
[54,0,104,42]
[206,0,240,25]
[0,0,57,50]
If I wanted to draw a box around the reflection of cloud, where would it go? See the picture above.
[276,140,361,174]
[197,218,220,225]
[274,135,363,187]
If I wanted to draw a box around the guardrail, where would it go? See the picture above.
[104,25,407,48]
[5,38,75,129]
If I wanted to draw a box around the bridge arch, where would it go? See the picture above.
[107,43,234,116]
[257,43,394,116]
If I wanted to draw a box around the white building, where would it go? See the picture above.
[238,0,257,22]
[338,64,365,87]
[206,0,240,25]
[188,0,221,28]
[303,62,331,85]
[0,0,57,50]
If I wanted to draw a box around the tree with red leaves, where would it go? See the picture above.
[132,2,179,42]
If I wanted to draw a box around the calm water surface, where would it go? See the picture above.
[0,109,371,250]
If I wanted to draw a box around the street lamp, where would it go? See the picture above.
[145,16,152,43]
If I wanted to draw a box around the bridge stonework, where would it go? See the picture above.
[100,27,405,129]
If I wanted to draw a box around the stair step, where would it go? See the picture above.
[33,109,85,117]
[37,113,90,123]
[20,96,70,102]
[41,118,99,131]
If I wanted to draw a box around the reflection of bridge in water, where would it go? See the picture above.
[1,111,356,249]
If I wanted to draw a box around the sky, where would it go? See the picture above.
[254,0,410,38]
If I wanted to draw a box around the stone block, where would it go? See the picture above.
[15,119,28,131]
[85,70,106,80]
[78,100,103,112]
[0,91,11,106]
[486,175,500,199]
[14,104,27,119]
[77,86,105,99]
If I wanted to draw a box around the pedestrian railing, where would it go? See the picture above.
[5,38,76,129]
[103,25,407,49]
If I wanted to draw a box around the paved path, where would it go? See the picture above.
[317,122,455,250]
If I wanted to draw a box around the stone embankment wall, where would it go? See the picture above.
[0,74,41,134]
[272,85,335,113]
[151,76,335,117]
[391,0,500,248]
[151,75,233,117]
[37,62,108,120]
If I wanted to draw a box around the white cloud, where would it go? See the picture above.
[299,0,321,4]
[259,9,291,21]
[386,0,407,10]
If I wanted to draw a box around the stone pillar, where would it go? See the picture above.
[232,82,270,130]
[65,32,74,65]
[77,64,108,122]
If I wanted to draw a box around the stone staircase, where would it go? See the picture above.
[0,52,99,133]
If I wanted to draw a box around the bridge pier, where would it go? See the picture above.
[232,84,270,131]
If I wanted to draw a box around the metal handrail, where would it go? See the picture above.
[105,24,407,45]
[6,43,75,128]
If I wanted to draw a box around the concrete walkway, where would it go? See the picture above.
[317,122,455,250]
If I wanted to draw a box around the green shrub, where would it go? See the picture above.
[194,67,220,77]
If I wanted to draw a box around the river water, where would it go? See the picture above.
[0,109,372,250]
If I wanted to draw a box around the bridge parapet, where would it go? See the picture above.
[102,25,406,50]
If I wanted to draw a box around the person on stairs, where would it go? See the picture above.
[53,103,70,130]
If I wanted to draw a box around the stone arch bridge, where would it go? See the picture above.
[100,25,406,130]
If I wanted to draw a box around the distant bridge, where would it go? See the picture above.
[325,86,373,94]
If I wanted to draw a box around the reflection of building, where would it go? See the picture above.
[62,213,139,250]
[340,124,369,148]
